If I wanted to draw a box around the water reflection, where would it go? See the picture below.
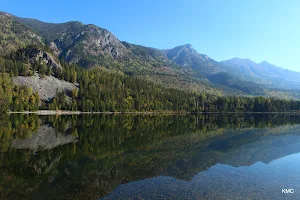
[103,153,300,200]
[0,114,300,199]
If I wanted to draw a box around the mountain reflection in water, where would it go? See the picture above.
[0,114,300,200]
[102,135,300,200]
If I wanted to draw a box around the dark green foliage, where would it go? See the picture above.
[1,46,300,113]
[2,48,300,113]
[46,63,300,113]
[2,12,300,98]
[0,45,59,77]
[206,72,265,95]
[71,68,195,112]
[0,114,40,152]
[0,73,40,112]
[0,13,42,55]
[15,18,84,43]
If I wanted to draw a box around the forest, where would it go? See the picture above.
[1,46,300,113]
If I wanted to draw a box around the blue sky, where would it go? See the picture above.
[2,0,300,71]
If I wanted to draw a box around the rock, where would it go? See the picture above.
[50,42,61,56]
[57,25,129,64]
[23,48,62,71]
[12,74,77,101]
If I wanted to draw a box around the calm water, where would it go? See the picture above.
[1,114,300,200]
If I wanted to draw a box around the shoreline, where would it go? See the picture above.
[7,110,188,115]
[7,110,300,115]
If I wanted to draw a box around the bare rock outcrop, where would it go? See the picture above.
[21,47,62,71]
[12,74,77,101]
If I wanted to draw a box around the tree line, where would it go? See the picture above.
[1,46,300,113]
[0,73,39,112]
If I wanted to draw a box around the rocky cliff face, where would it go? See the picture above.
[23,47,62,71]
[58,25,129,63]
[16,17,129,65]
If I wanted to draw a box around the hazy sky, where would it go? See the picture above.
[2,0,300,71]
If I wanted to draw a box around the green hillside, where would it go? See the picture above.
[1,11,300,113]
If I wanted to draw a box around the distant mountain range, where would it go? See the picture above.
[1,11,300,99]
[221,58,300,89]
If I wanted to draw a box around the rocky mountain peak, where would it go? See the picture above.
[260,61,270,65]
[13,16,129,65]
[223,58,257,67]
[0,11,12,17]
[56,23,129,63]
[163,44,225,75]
[183,44,193,48]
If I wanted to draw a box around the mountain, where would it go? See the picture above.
[0,12,43,55]
[0,12,236,96]
[164,44,226,75]
[16,17,130,64]
[221,58,300,89]
[1,11,300,99]
[220,58,259,76]
[0,12,213,94]
[164,45,266,95]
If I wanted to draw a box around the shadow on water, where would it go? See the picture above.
[0,114,300,199]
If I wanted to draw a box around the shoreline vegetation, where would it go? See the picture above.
[7,110,300,115]
[2,55,300,115]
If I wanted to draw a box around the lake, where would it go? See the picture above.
[0,114,300,200]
